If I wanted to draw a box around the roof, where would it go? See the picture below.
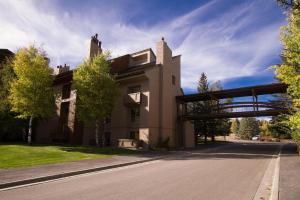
[53,48,157,85]
[53,61,157,86]
[176,83,288,102]
[0,49,14,63]
[130,48,156,58]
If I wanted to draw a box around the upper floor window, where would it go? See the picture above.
[62,84,71,99]
[130,107,140,122]
[172,75,176,85]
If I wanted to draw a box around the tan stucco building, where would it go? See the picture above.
[36,35,194,148]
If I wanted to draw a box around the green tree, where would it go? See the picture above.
[0,58,26,141]
[0,58,15,112]
[193,73,210,144]
[9,46,54,144]
[275,0,300,143]
[192,73,231,144]
[73,52,119,146]
[259,120,271,137]
[238,118,260,140]
[230,119,239,135]
[269,115,292,138]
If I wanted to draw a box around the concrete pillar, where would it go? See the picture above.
[184,121,195,148]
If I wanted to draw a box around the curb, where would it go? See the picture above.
[0,157,161,190]
[270,149,281,200]
[253,144,282,200]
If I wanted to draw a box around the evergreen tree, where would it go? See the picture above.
[238,118,260,140]
[192,73,231,143]
[193,72,210,144]
[269,115,292,138]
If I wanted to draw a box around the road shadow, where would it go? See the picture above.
[162,142,282,161]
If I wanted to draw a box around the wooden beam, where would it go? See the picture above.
[183,109,289,120]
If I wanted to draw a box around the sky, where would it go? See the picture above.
[0,0,287,93]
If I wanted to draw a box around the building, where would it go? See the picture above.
[35,35,194,148]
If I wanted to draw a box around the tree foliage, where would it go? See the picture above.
[9,45,54,143]
[275,0,300,143]
[73,52,119,146]
[0,59,27,141]
[269,115,292,138]
[0,59,15,112]
[230,119,239,135]
[9,46,54,119]
[192,73,231,143]
[238,118,260,140]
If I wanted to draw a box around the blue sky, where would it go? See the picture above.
[0,0,286,93]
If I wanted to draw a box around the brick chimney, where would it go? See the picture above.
[89,33,102,58]
[54,64,70,75]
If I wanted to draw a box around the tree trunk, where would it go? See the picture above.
[28,116,33,144]
[211,133,215,142]
[101,120,105,147]
[204,121,208,144]
[95,119,99,147]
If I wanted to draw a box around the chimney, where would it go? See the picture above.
[89,33,102,59]
[156,37,172,65]
[54,64,70,75]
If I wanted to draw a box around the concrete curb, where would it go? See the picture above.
[270,149,281,200]
[253,145,282,200]
[0,157,162,190]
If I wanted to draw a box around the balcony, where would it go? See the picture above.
[124,92,141,106]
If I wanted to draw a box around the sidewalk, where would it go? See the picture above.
[0,153,163,189]
[279,143,300,200]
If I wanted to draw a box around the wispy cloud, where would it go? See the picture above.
[0,0,285,91]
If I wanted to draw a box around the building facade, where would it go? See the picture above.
[36,35,194,148]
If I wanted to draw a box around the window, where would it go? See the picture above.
[172,75,176,85]
[62,84,71,99]
[130,107,140,122]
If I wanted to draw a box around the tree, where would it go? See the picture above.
[0,58,26,142]
[269,115,292,138]
[192,73,231,144]
[275,0,300,143]
[259,120,272,138]
[238,118,260,140]
[230,119,239,135]
[192,73,210,144]
[0,58,15,112]
[9,46,54,144]
[73,52,119,146]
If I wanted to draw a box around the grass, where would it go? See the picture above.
[0,143,138,169]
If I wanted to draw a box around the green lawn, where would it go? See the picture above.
[0,144,137,169]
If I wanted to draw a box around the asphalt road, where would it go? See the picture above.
[0,142,280,200]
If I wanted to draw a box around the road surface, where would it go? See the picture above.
[0,142,280,200]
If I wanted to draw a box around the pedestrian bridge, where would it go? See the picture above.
[176,83,289,120]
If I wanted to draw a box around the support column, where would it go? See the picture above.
[184,121,195,148]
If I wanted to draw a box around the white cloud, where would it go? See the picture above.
[0,0,285,90]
